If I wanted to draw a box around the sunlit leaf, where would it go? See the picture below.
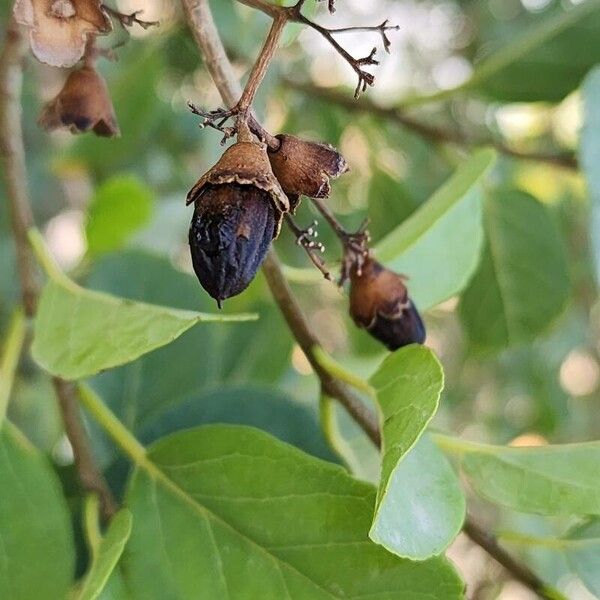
[369,346,465,559]
[124,425,464,599]
[451,438,600,516]
[32,267,255,380]
[375,149,496,310]
[370,435,465,560]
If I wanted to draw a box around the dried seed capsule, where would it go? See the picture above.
[187,125,290,305]
[349,256,426,351]
[38,65,120,137]
[267,134,348,209]
[189,184,276,306]
[14,0,112,68]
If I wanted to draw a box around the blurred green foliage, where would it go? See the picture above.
[2,0,600,598]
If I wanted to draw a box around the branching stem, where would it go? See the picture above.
[101,5,159,30]
[284,216,332,281]
[180,2,565,598]
[287,81,578,171]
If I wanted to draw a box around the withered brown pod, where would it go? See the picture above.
[349,256,426,351]
[267,134,348,209]
[187,125,290,306]
[38,65,120,137]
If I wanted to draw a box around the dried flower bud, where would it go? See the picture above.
[187,127,290,305]
[14,0,112,68]
[349,256,426,351]
[38,65,120,137]
[267,134,348,209]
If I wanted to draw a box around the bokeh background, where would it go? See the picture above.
[1,0,599,598]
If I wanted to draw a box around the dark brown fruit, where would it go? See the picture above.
[189,184,276,306]
[349,256,425,351]
[186,124,290,304]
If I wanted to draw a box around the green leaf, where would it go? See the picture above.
[375,149,496,310]
[86,175,154,257]
[124,425,464,599]
[0,425,75,600]
[562,519,600,597]
[403,0,600,105]
[369,346,464,559]
[370,435,465,561]
[85,253,294,462]
[139,386,339,463]
[449,437,600,516]
[581,66,600,281]
[31,265,255,380]
[459,189,570,351]
[472,0,600,103]
[76,509,132,600]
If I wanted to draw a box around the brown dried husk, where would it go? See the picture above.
[187,136,290,236]
[349,257,409,329]
[38,65,120,137]
[268,134,348,208]
[14,0,112,68]
[349,256,426,350]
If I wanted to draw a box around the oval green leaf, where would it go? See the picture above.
[369,345,465,559]
[375,149,496,310]
[459,189,570,351]
[370,434,465,560]
[32,275,255,380]
[123,425,464,599]
[458,440,600,516]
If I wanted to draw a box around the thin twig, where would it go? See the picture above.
[238,0,398,98]
[284,215,332,281]
[463,517,561,600]
[181,0,279,148]
[101,5,159,30]
[286,80,578,171]
[180,2,562,597]
[0,19,38,316]
[0,16,117,521]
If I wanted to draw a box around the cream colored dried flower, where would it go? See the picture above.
[13,0,112,68]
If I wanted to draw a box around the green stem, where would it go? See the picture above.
[312,346,376,398]
[499,530,599,550]
[27,228,73,287]
[319,394,345,459]
[83,494,103,557]
[78,383,149,468]
[430,432,491,456]
[0,308,26,425]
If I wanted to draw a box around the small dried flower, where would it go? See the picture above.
[38,65,120,137]
[14,0,112,68]
[349,256,426,351]
[267,134,348,209]
[187,125,290,305]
